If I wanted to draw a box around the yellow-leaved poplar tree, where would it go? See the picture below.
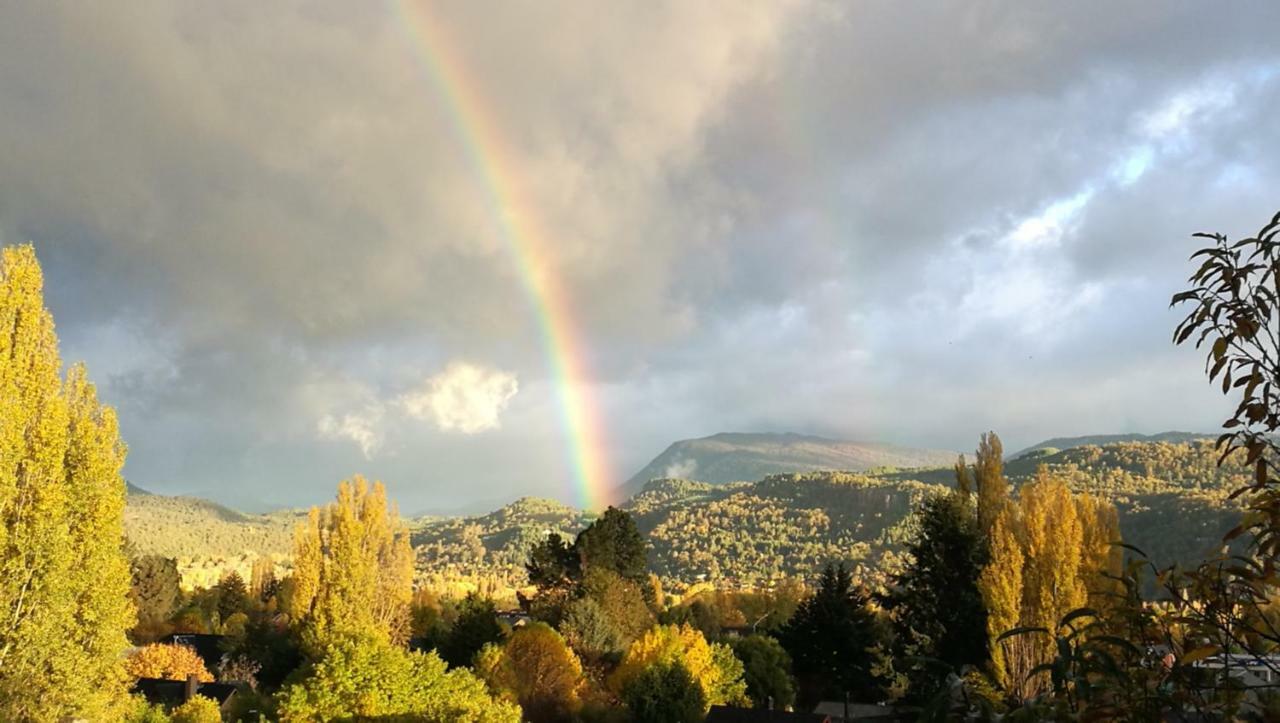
[980,471,1121,699]
[0,245,134,721]
[975,431,1007,533]
[1076,493,1123,602]
[286,475,414,650]
[979,504,1024,691]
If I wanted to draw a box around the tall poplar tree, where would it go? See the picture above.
[975,432,1007,533]
[0,245,134,720]
[979,506,1023,692]
[979,472,1117,699]
[286,475,415,651]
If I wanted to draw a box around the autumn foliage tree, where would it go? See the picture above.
[0,245,135,721]
[979,472,1121,698]
[285,475,415,650]
[275,634,520,723]
[280,477,518,721]
[975,431,1007,533]
[476,622,585,722]
[126,642,214,682]
[610,623,748,713]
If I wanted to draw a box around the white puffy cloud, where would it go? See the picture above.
[318,405,385,460]
[401,363,519,434]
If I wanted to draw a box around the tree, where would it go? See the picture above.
[440,592,504,668]
[610,623,746,711]
[524,531,581,624]
[169,695,222,723]
[622,662,705,723]
[249,555,277,603]
[126,643,214,682]
[978,504,1024,695]
[975,432,1007,533]
[779,563,884,705]
[215,570,250,622]
[0,245,135,721]
[954,454,973,498]
[526,532,580,590]
[130,554,182,638]
[730,634,796,710]
[476,622,584,722]
[583,567,656,646]
[275,633,521,722]
[978,472,1119,698]
[560,595,623,662]
[882,491,988,701]
[575,506,647,581]
[1171,210,1280,557]
[709,640,751,707]
[225,615,301,691]
[285,476,414,651]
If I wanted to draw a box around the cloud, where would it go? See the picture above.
[402,363,519,434]
[2,2,1278,509]
[318,406,385,460]
[664,458,699,480]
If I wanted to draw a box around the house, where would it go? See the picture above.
[705,706,831,722]
[134,675,238,713]
[812,702,914,722]
[159,633,229,673]
[496,610,532,628]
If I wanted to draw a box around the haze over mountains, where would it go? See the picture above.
[1011,431,1212,459]
[620,432,960,499]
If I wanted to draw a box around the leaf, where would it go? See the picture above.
[1059,608,1098,628]
[997,626,1049,643]
[1179,646,1220,666]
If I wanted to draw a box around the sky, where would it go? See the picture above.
[1,2,1278,512]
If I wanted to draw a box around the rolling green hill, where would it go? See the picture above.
[124,484,300,560]
[125,439,1250,598]
[1011,431,1213,459]
[620,432,960,499]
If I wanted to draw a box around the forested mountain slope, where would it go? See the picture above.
[124,484,298,559]
[125,439,1249,598]
[620,432,959,499]
[1011,431,1212,459]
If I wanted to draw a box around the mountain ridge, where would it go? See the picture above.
[1012,431,1214,459]
[620,431,959,500]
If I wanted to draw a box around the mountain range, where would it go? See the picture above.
[124,430,1240,598]
[620,432,960,499]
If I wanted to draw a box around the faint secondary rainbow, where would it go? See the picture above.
[392,0,614,511]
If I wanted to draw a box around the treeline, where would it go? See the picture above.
[407,440,1247,598]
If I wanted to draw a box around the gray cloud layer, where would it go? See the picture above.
[1,1,1276,510]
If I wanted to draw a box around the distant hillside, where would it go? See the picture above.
[620,432,959,499]
[414,439,1248,599]
[124,487,301,560]
[126,439,1250,600]
[1012,431,1212,459]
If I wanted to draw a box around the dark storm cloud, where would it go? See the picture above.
[0,1,1276,509]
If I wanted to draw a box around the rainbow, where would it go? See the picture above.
[392,0,614,511]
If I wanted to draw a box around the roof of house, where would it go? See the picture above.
[159,633,228,672]
[705,706,831,723]
[133,678,238,708]
[812,702,909,722]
